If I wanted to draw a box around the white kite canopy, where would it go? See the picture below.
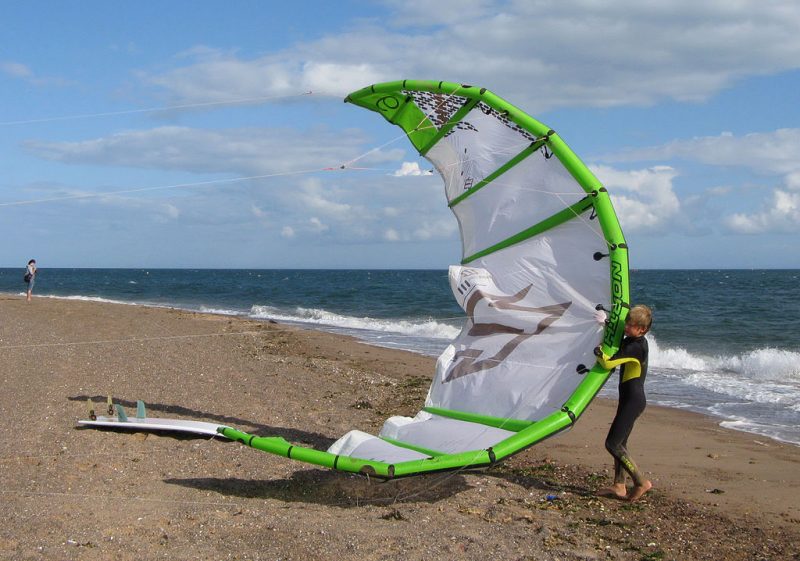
[326,84,619,466]
[169,80,631,478]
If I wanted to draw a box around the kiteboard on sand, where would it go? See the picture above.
[78,397,230,438]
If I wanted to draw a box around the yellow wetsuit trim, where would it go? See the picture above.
[597,352,642,383]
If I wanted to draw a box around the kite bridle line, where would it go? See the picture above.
[0,168,334,208]
[0,330,264,350]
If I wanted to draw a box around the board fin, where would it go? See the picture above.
[136,400,146,419]
[115,404,128,422]
[87,398,96,421]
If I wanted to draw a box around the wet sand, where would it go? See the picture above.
[1,295,798,560]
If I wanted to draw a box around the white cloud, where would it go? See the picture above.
[1,61,33,78]
[43,185,184,223]
[163,203,180,219]
[262,170,455,245]
[18,120,454,248]
[411,219,459,240]
[604,128,800,234]
[79,194,181,222]
[392,162,433,176]
[707,186,732,196]
[1,60,69,86]
[308,217,329,232]
[787,172,800,190]
[143,51,296,102]
[608,129,800,177]
[725,190,800,234]
[293,178,355,221]
[300,62,386,96]
[23,125,400,176]
[592,165,681,233]
[379,0,494,26]
[379,219,458,242]
[139,2,800,111]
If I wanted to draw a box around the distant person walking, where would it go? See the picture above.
[24,259,37,302]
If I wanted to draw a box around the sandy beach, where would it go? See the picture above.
[1,295,798,560]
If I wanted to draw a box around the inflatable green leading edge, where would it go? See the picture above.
[83,80,631,479]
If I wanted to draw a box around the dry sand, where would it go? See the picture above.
[1,295,798,560]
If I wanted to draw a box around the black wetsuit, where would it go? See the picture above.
[605,335,648,486]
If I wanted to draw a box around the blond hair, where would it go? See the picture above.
[627,305,652,332]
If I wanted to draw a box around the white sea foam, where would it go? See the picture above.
[648,334,800,415]
[648,337,710,371]
[197,306,242,316]
[649,335,800,382]
[39,294,138,306]
[718,418,800,445]
[249,305,461,340]
[691,371,799,407]
[718,348,800,380]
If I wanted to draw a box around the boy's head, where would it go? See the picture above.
[625,304,652,337]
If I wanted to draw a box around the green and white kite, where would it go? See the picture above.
[82,80,631,479]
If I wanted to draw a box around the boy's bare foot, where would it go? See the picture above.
[627,480,652,502]
[597,483,627,499]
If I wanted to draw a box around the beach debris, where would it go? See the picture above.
[705,488,725,494]
[380,509,406,521]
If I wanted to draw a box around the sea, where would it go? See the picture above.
[2,268,798,446]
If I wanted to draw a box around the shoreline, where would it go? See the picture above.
[5,290,797,449]
[1,294,798,559]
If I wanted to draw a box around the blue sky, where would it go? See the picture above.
[2,0,799,269]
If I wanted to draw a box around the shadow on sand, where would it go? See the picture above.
[490,464,596,498]
[165,468,472,508]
